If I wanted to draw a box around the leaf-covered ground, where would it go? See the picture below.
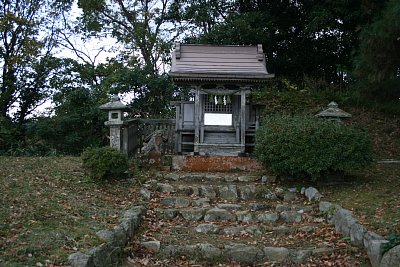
[0,108,399,266]
[0,156,141,266]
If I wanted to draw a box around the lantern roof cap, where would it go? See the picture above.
[99,95,130,111]
[316,101,351,118]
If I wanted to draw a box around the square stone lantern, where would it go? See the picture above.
[99,95,130,151]
[99,95,130,125]
[316,101,351,122]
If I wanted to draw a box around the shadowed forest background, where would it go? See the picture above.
[1,0,399,156]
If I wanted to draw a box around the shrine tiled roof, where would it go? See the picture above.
[169,43,274,84]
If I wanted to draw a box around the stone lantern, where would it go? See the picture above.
[99,95,130,151]
[316,101,351,122]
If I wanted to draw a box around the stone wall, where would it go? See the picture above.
[319,201,399,267]
[68,206,146,267]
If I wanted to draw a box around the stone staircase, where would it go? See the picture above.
[128,172,368,266]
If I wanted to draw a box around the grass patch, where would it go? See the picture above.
[318,163,400,236]
[0,156,141,266]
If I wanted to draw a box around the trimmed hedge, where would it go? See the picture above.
[255,115,373,180]
[81,147,128,180]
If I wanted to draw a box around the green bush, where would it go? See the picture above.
[81,147,129,180]
[255,115,373,180]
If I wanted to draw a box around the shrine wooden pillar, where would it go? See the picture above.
[194,86,201,154]
[240,88,247,154]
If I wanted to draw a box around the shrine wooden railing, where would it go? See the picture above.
[123,118,176,155]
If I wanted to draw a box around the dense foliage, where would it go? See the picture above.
[255,115,374,180]
[1,0,398,155]
[81,147,128,180]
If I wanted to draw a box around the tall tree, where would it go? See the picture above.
[194,0,386,85]
[168,0,237,39]
[355,0,400,82]
[0,0,72,122]
[78,0,183,74]
[77,0,194,117]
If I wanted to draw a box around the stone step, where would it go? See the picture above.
[128,172,367,266]
[155,206,312,224]
[157,172,269,183]
[156,242,319,265]
[135,240,337,265]
[146,181,300,202]
[133,215,358,266]
[155,195,313,211]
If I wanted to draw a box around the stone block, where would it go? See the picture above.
[195,243,222,260]
[175,197,191,207]
[180,208,206,221]
[319,201,335,213]
[312,247,334,256]
[120,218,135,238]
[176,184,192,195]
[160,197,191,208]
[236,211,253,223]
[272,226,296,235]
[293,249,312,264]
[160,197,176,207]
[261,175,277,184]
[274,187,285,198]
[263,247,290,263]
[112,225,128,246]
[238,184,256,200]
[225,244,264,264]
[224,175,238,182]
[218,185,238,200]
[140,188,151,200]
[245,225,262,236]
[122,206,146,228]
[68,252,94,267]
[217,203,242,211]
[332,207,357,236]
[164,173,180,181]
[194,223,221,234]
[204,208,236,222]
[380,244,400,267]
[250,203,270,211]
[223,226,246,235]
[200,186,217,199]
[161,244,196,257]
[141,240,161,253]
[96,230,115,243]
[156,183,175,193]
[192,198,210,207]
[275,204,313,213]
[238,175,260,182]
[89,243,122,267]
[257,212,279,223]
[156,208,178,220]
[280,210,302,223]
[304,187,322,202]
[350,223,367,247]
[283,191,297,201]
[366,239,388,267]
[364,231,385,250]
[263,190,278,200]
[298,226,316,233]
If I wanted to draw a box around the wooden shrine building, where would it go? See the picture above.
[170,43,274,156]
